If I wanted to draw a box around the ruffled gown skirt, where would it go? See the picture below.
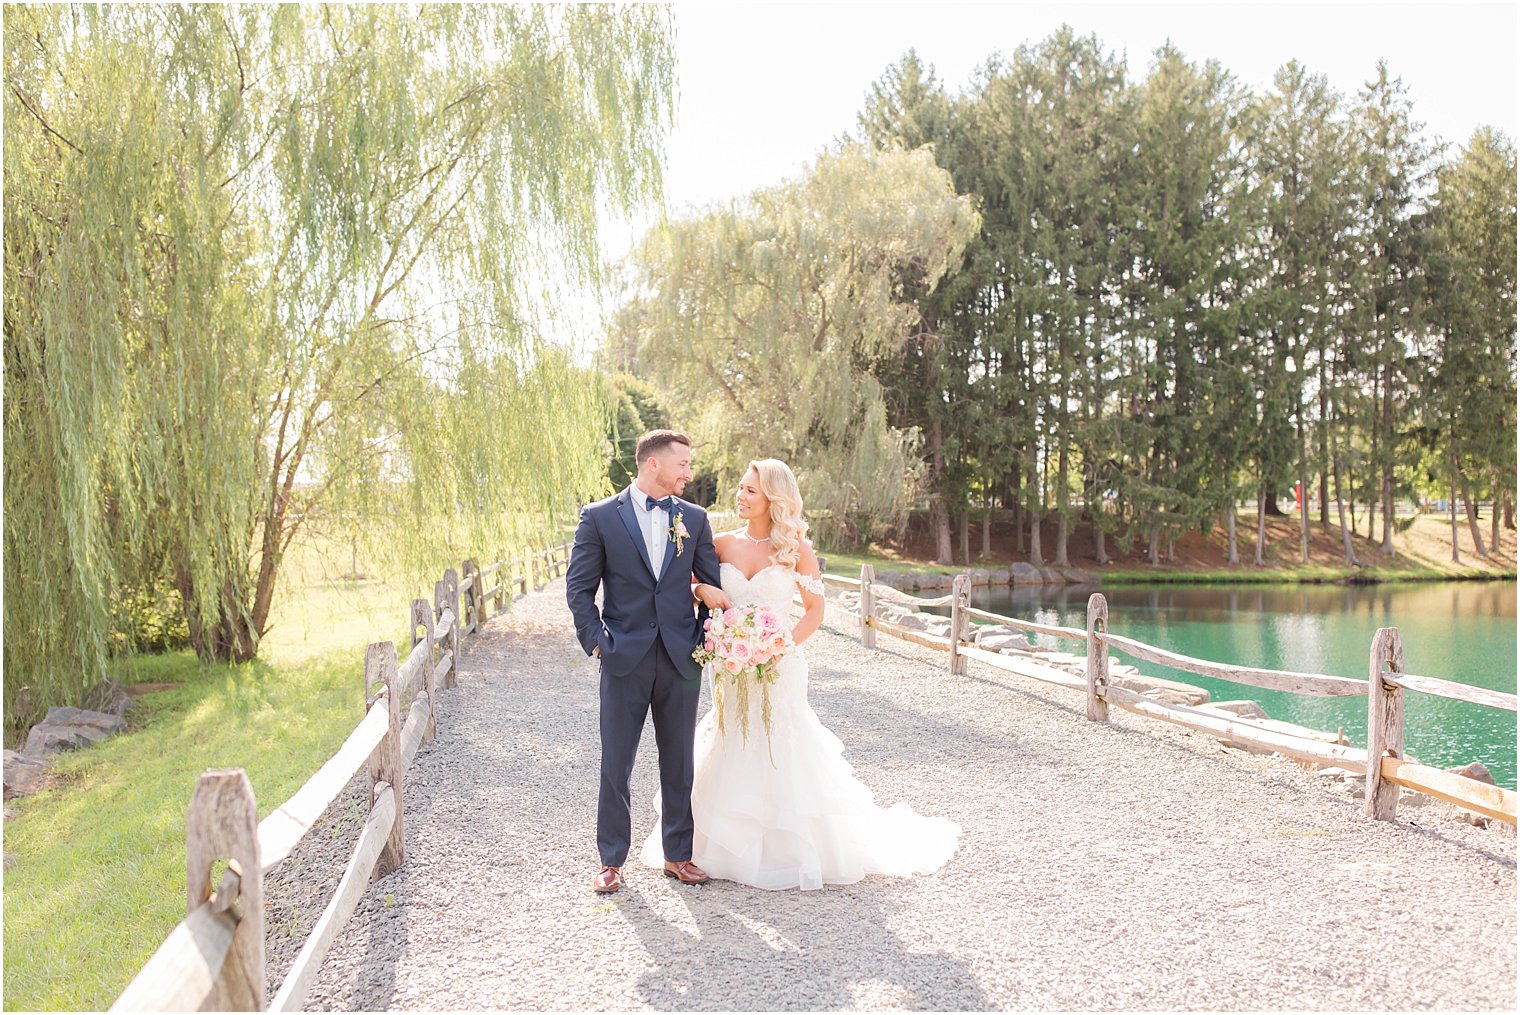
[639,648,960,890]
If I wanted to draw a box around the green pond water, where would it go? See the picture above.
[950,581,1517,789]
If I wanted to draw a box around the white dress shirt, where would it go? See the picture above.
[629,482,670,580]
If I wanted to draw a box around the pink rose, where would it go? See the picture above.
[724,658,741,674]
[733,642,751,662]
[704,640,715,653]
[753,649,771,665]
[723,608,739,625]
[772,635,787,650]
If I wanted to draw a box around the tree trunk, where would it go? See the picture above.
[1367,398,1378,543]
[932,499,953,566]
[1460,474,1488,556]
[1318,372,1331,531]
[1298,415,1310,564]
[1226,508,1239,564]
[1491,485,1500,555]
[1012,471,1026,555]
[1299,473,1310,563]
[981,503,992,560]
[1379,361,1395,555]
[1264,485,1287,516]
[176,562,261,665]
[1333,449,1358,566]
[1054,440,1070,568]
[1147,525,1159,566]
[1450,475,1460,563]
[958,510,970,566]
[1028,508,1043,567]
[1505,490,1515,531]
[1095,523,1108,566]
[928,417,952,564]
[1254,488,1267,567]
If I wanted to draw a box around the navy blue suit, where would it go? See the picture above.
[565,487,721,867]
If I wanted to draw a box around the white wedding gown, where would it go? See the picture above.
[639,562,961,890]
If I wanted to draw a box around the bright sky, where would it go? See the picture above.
[608,0,1515,233]
[576,0,1516,342]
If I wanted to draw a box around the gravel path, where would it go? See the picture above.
[296,581,1516,1011]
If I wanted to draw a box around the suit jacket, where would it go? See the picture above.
[565,487,722,680]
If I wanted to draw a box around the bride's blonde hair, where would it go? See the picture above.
[747,459,808,569]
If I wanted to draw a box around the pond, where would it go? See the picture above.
[951,581,1517,788]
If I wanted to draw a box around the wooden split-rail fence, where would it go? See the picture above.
[111,549,1515,1011]
[828,564,1517,828]
[109,542,573,1012]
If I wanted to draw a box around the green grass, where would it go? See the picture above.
[2,546,417,1012]
[1099,564,1517,585]
[815,546,961,577]
[816,548,1515,585]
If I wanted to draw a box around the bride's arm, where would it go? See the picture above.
[789,541,826,646]
[693,530,732,610]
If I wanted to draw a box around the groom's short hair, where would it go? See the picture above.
[636,429,690,463]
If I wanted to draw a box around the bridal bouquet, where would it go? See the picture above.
[692,605,792,750]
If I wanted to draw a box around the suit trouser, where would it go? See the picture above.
[598,639,700,867]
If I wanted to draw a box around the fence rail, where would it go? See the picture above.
[110,541,573,1013]
[826,565,1517,829]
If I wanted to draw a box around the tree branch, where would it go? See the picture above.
[8,83,84,154]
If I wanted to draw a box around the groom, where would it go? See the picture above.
[565,429,729,893]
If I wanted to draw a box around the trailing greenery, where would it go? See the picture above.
[4,5,676,728]
[609,143,980,546]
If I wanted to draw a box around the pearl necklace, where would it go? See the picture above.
[734,529,771,543]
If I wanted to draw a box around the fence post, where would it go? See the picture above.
[438,570,460,687]
[472,561,486,626]
[859,564,876,649]
[1085,593,1110,722]
[461,559,478,635]
[494,553,508,614]
[185,769,264,1010]
[442,567,461,671]
[949,573,970,676]
[1366,626,1406,821]
[411,598,438,742]
[365,642,405,877]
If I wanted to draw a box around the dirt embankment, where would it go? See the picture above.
[892,509,1516,579]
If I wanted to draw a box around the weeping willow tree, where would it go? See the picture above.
[615,144,979,546]
[4,4,674,725]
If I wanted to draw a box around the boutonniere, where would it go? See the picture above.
[669,511,689,556]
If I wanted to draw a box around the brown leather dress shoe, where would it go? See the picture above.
[593,865,622,893]
[663,860,711,885]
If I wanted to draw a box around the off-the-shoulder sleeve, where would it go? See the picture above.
[794,570,825,595]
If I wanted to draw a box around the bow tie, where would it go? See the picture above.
[645,495,674,513]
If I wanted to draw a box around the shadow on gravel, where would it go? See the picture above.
[614,879,993,1011]
[1398,817,1518,868]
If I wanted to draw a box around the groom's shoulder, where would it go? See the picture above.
[581,491,623,517]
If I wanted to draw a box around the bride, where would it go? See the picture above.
[639,458,960,890]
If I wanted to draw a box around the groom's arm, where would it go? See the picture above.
[565,505,605,657]
[691,510,722,590]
